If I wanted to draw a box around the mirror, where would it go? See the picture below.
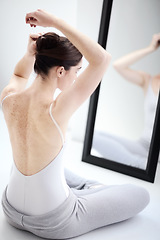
[82,0,160,182]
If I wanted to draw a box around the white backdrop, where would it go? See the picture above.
[0,0,103,142]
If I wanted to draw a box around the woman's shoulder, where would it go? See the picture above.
[1,90,18,107]
[141,73,152,91]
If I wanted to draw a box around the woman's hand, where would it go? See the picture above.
[25,9,58,28]
[149,33,160,51]
[27,33,42,55]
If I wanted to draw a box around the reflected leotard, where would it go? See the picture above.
[1,94,150,239]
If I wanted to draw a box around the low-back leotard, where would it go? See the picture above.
[1,94,69,215]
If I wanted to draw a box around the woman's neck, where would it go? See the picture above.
[30,75,58,100]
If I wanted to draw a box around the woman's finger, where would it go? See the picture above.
[26,13,37,24]
[29,32,43,40]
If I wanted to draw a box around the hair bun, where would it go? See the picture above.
[34,31,82,76]
[36,32,60,53]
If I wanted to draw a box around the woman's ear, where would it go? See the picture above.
[57,66,65,78]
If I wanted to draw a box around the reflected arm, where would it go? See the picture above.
[113,34,160,88]
[113,47,154,88]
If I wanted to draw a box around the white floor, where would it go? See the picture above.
[0,109,160,240]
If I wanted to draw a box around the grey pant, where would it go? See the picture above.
[1,169,150,239]
[92,131,148,169]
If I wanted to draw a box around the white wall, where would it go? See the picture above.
[0,0,103,143]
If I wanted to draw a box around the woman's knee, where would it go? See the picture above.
[123,184,150,213]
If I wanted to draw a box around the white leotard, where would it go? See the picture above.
[140,79,158,149]
[1,94,69,215]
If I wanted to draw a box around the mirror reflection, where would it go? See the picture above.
[91,0,160,169]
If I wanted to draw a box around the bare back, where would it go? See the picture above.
[2,90,65,176]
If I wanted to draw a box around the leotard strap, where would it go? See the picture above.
[1,93,16,107]
[49,102,65,145]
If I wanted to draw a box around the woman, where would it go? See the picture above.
[1,9,149,239]
[93,33,160,169]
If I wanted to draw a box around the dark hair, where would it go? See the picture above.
[34,32,83,76]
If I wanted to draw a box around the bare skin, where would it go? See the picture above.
[113,33,160,96]
[0,9,111,176]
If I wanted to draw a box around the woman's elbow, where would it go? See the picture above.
[113,61,122,71]
[89,51,111,71]
[101,51,112,69]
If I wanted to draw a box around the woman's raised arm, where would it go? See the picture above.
[0,33,41,102]
[26,9,110,67]
[113,33,160,88]
[26,9,111,119]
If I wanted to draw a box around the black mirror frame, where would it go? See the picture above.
[82,0,160,183]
